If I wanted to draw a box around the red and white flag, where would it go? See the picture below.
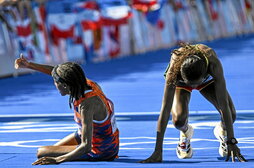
[33,5,51,63]
[132,0,158,12]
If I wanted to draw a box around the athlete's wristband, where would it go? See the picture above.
[226,138,238,145]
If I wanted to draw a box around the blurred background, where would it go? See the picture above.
[0,0,253,78]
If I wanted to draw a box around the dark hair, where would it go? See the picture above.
[51,62,92,108]
[180,55,207,82]
[166,43,208,85]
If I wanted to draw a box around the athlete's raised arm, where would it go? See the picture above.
[14,53,54,75]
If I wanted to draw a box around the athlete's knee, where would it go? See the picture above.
[172,116,188,130]
[37,146,48,158]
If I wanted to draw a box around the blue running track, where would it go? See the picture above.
[0,35,254,168]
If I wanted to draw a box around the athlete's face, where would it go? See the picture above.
[54,80,70,96]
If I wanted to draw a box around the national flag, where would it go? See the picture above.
[98,0,132,26]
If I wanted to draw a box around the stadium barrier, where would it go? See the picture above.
[0,0,253,77]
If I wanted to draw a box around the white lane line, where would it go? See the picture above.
[120,146,254,150]
[0,109,253,118]
[1,137,253,149]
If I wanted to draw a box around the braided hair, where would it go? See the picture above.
[166,43,208,85]
[51,62,92,108]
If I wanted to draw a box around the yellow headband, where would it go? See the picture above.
[204,55,209,67]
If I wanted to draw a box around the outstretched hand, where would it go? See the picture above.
[32,157,58,165]
[225,144,247,162]
[14,53,29,69]
[139,150,162,163]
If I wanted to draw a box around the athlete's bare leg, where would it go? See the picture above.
[37,146,77,158]
[37,132,79,158]
[54,132,79,146]
[200,82,236,127]
[171,88,191,132]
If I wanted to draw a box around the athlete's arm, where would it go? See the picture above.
[14,54,54,75]
[141,83,175,163]
[209,55,246,162]
[140,54,177,163]
[55,97,95,163]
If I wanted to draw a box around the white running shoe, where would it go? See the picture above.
[176,125,194,159]
[214,122,228,157]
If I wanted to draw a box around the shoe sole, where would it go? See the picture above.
[176,147,193,159]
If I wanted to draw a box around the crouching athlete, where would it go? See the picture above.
[140,43,246,163]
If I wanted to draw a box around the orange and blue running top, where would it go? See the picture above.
[73,79,119,158]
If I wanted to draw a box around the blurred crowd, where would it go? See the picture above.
[0,0,253,76]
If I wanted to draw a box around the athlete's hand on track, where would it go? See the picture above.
[14,53,30,69]
[226,144,247,162]
[32,157,58,165]
[139,150,162,163]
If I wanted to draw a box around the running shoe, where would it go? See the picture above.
[176,124,194,159]
[214,122,228,157]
